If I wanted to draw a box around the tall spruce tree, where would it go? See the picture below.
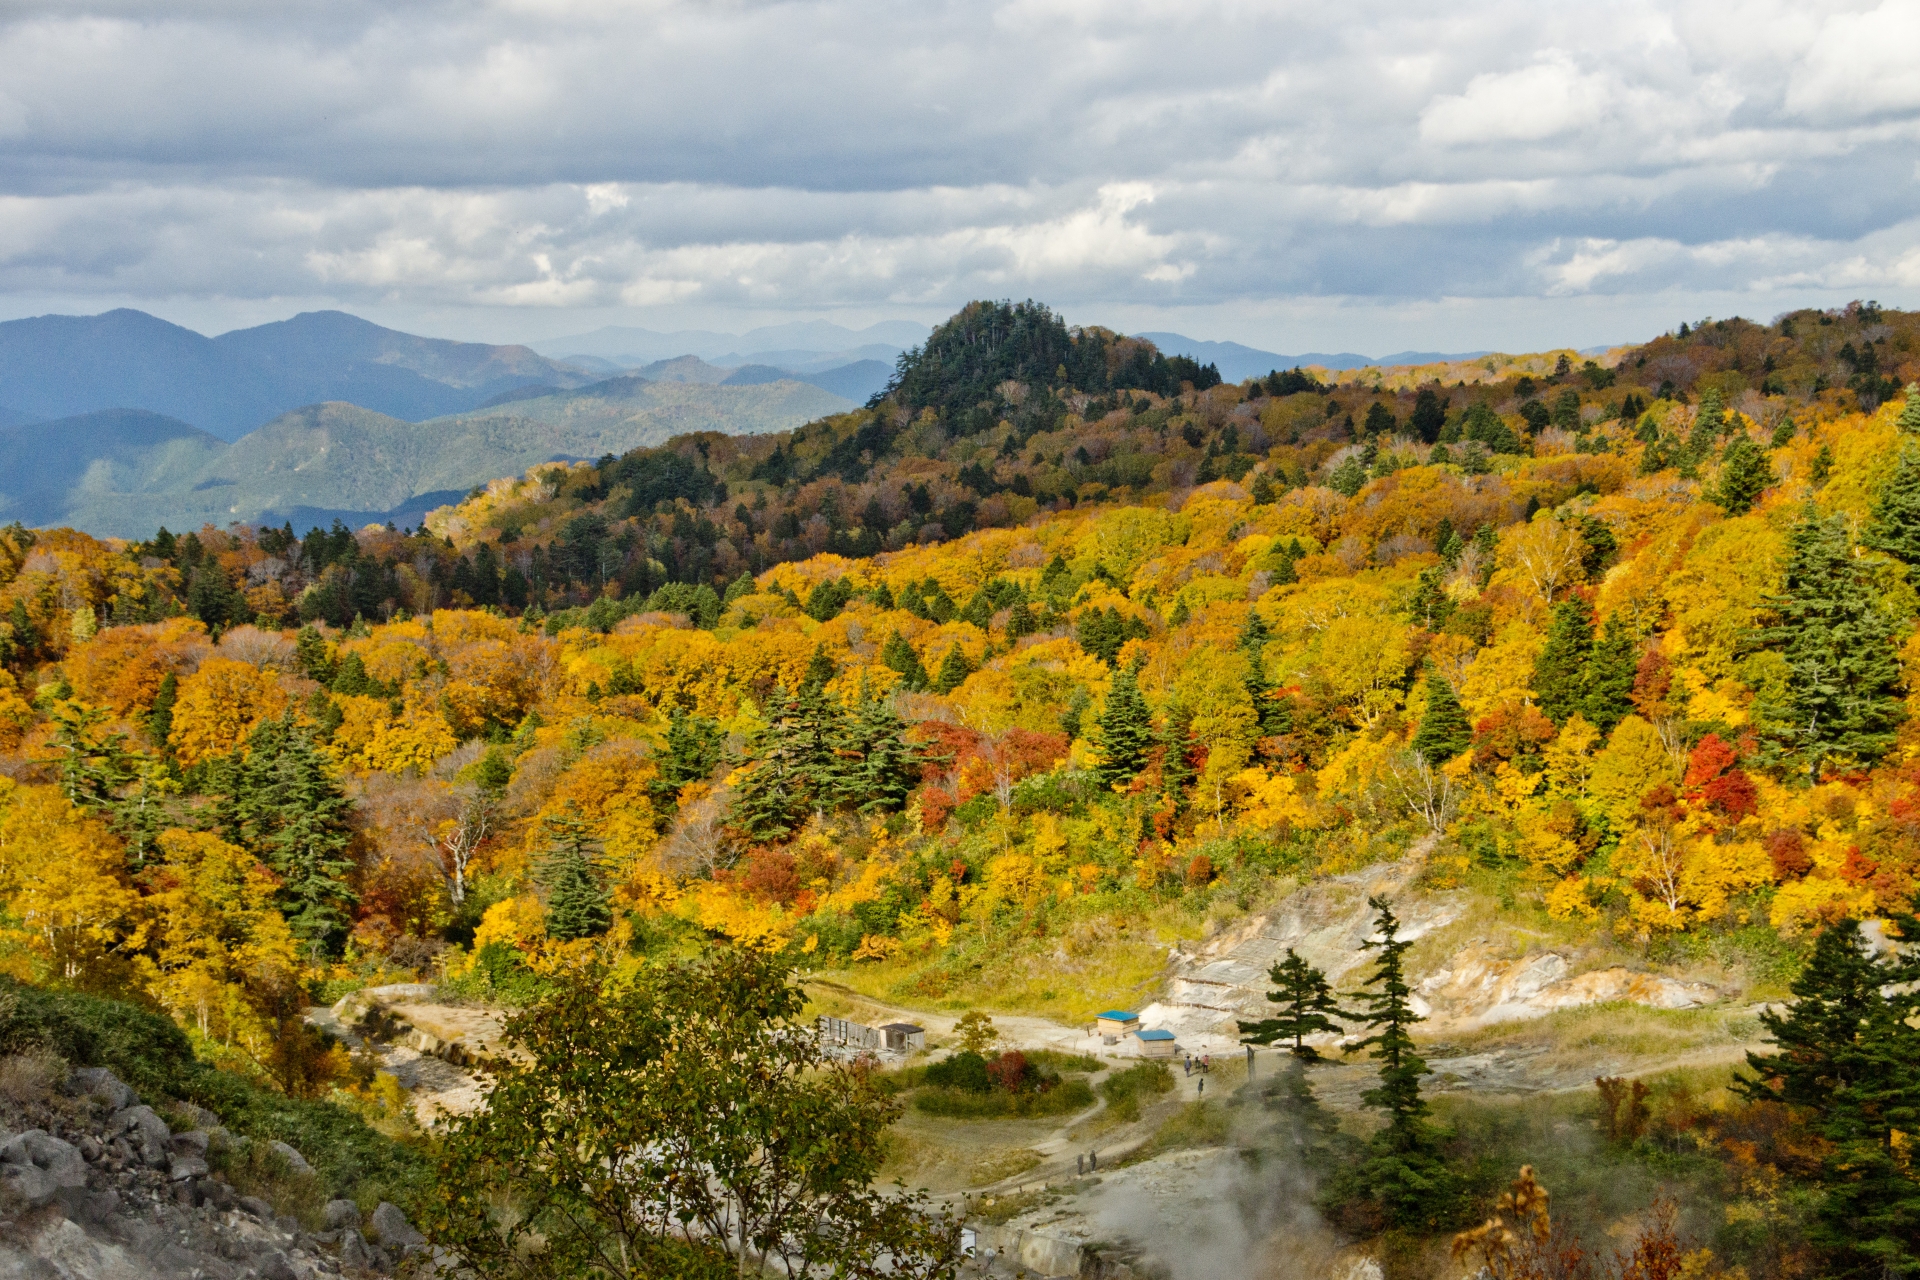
[1899,384,1920,434]
[1340,896,1458,1231]
[1094,666,1154,789]
[1239,949,1351,1060]
[931,645,974,695]
[539,812,612,942]
[1755,506,1906,777]
[846,679,921,815]
[879,630,929,691]
[234,711,358,955]
[1735,918,1920,1277]
[1157,704,1194,804]
[1532,600,1595,725]
[1716,434,1774,515]
[731,684,809,841]
[1864,444,1920,565]
[1582,613,1639,732]
[1411,668,1472,762]
[1239,608,1290,739]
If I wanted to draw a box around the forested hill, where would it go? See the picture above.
[3,297,1920,1273]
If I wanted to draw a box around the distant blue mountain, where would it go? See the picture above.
[799,359,893,402]
[1138,332,1493,382]
[0,309,595,441]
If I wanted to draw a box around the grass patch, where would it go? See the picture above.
[1024,1049,1102,1073]
[972,1187,1051,1225]
[1433,1001,1763,1069]
[1129,1099,1232,1160]
[967,1147,1043,1185]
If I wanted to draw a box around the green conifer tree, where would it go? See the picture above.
[1410,669,1471,762]
[1239,609,1290,739]
[1239,949,1351,1060]
[1864,444,1920,565]
[1341,896,1459,1230]
[1093,667,1154,789]
[931,645,974,695]
[662,709,724,787]
[846,680,921,815]
[1756,506,1906,777]
[1157,705,1193,804]
[235,712,358,955]
[730,684,807,841]
[1716,434,1774,515]
[722,570,755,604]
[1532,600,1595,724]
[1581,613,1638,732]
[880,630,929,692]
[540,812,612,942]
[1735,918,1920,1278]
[1328,455,1367,498]
[1898,384,1920,434]
[146,672,178,749]
[294,625,336,684]
[960,590,994,629]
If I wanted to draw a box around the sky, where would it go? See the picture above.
[1,0,1918,355]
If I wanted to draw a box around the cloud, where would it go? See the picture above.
[0,0,1915,347]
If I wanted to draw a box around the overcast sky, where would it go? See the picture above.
[1,0,1917,354]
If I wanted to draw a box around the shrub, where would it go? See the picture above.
[924,1051,991,1094]
[1098,1061,1173,1121]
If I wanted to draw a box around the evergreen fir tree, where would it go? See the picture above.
[1406,567,1454,631]
[792,647,851,809]
[662,709,724,787]
[1898,384,1920,434]
[1270,539,1302,585]
[1812,443,1834,485]
[931,645,974,695]
[1328,455,1366,498]
[1756,506,1906,776]
[1532,600,1595,724]
[1716,434,1774,515]
[1004,600,1037,639]
[1735,918,1920,1277]
[1864,444,1920,565]
[235,712,358,955]
[1093,666,1154,789]
[539,812,612,942]
[731,684,807,841]
[1342,896,1459,1231]
[1239,949,1350,1060]
[1581,613,1638,732]
[1157,705,1193,804]
[880,630,929,691]
[960,589,994,629]
[1239,609,1290,739]
[1410,669,1471,762]
[847,687,921,815]
[1686,388,1726,461]
[145,672,177,749]
[1265,1056,1350,1173]
[723,572,755,605]
[294,625,336,683]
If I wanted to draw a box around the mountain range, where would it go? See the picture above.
[0,310,880,536]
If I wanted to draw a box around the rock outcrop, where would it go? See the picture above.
[0,1065,428,1279]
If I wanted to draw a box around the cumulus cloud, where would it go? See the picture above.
[0,0,1915,347]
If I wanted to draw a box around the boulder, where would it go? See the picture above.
[339,1228,378,1269]
[170,1129,211,1157]
[0,1130,89,1211]
[167,1153,210,1181]
[371,1200,426,1253]
[64,1066,136,1111]
[324,1198,362,1230]
[238,1194,276,1221]
[267,1139,314,1177]
[109,1104,172,1167]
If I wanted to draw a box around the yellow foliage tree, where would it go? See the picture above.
[168,657,289,765]
[0,783,141,982]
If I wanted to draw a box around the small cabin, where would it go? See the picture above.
[1132,1028,1178,1058]
[880,1023,926,1054]
[1095,1010,1140,1043]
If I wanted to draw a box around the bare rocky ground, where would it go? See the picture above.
[0,1059,428,1280]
